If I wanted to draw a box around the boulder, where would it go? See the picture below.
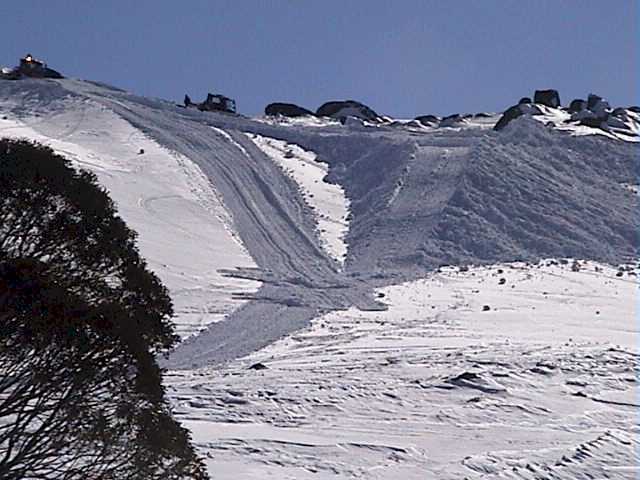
[587,94,603,110]
[606,115,628,129]
[265,102,314,118]
[518,103,544,116]
[414,114,439,125]
[316,100,381,122]
[440,114,463,127]
[494,105,524,131]
[587,94,610,117]
[405,119,427,128]
[518,97,532,105]
[340,115,365,128]
[493,103,543,131]
[248,362,268,370]
[568,98,586,113]
[580,116,608,129]
[611,107,628,118]
[571,109,598,122]
[533,89,561,108]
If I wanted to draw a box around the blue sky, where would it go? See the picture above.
[1,1,637,117]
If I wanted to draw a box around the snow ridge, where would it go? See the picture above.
[246,133,350,266]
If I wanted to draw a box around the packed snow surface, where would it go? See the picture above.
[1,78,638,479]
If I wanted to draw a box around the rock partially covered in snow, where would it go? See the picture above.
[586,94,610,117]
[340,115,366,128]
[494,105,523,131]
[316,100,382,122]
[534,89,561,108]
[570,94,611,128]
[494,103,542,131]
[439,114,464,127]
[414,114,439,126]
[265,102,314,118]
[0,67,20,80]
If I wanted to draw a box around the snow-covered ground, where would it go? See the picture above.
[168,261,639,479]
[1,77,638,479]
[0,102,259,338]
[246,134,350,265]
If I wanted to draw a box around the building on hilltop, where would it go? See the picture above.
[0,54,64,80]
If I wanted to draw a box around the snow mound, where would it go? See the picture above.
[330,116,639,278]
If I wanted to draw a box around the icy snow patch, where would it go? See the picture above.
[0,108,260,338]
[246,133,350,265]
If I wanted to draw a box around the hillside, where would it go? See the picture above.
[0,77,638,479]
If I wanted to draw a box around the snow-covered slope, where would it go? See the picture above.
[0,98,259,339]
[1,77,638,479]
[167,260,638,479]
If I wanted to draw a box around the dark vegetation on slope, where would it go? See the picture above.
[0,139,208,480]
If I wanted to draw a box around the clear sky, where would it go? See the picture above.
[1,1,637,117]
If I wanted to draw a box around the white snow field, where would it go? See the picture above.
[0,77,638,478]
[168,261,638,479]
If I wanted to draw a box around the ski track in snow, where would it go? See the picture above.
[246,133,350,266]
[167,261,639,479]
[0,100,260,339]
[1,78,639,479]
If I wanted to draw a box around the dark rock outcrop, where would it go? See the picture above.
[587,94,603,110]
[265,102,314,118]
[611,107,627,118]
[440,114,463,127]
[518,97,532,105]
[580,116,608,129]
[414,114,439,125]
[494,105,524,131]
[586,94,610,116]
[533,89,561,108]
[316,100,381,122]
[568,98,587,113]
[248,362,268,371]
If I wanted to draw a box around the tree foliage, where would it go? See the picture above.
[0,139,208,479]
